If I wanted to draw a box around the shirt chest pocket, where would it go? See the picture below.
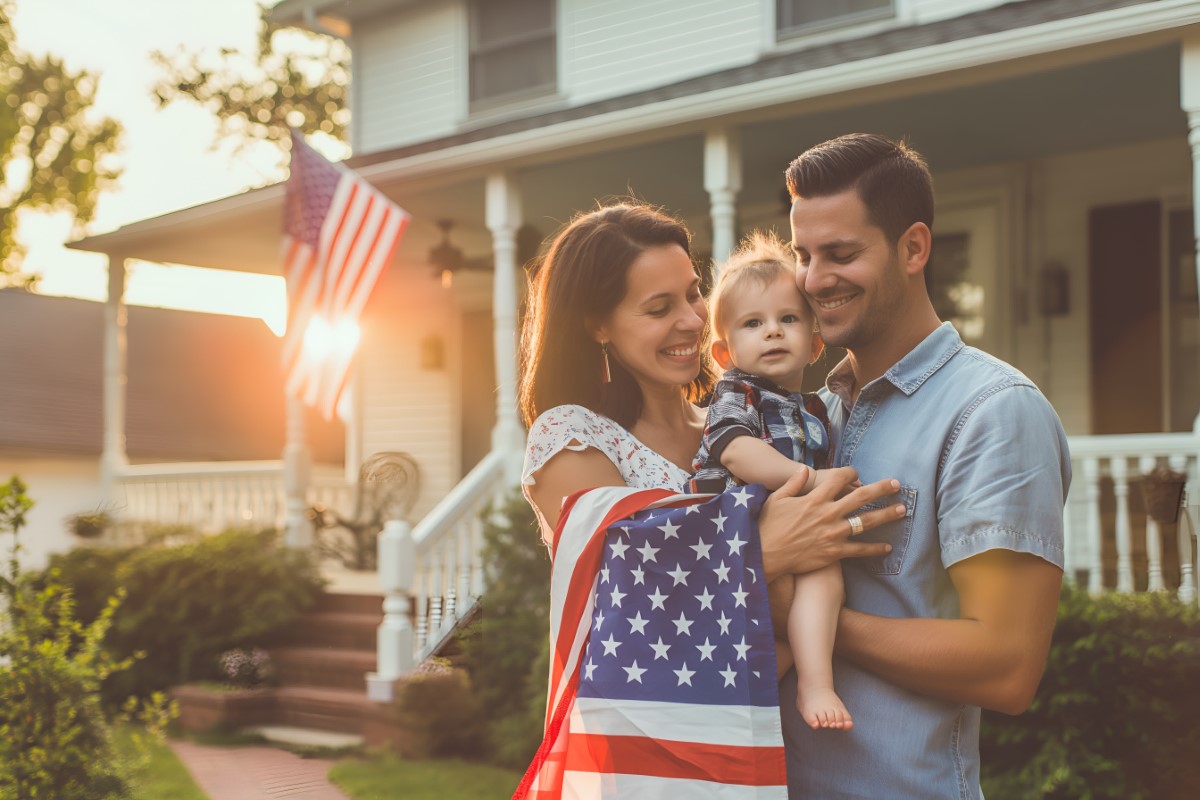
[853,485,917,575]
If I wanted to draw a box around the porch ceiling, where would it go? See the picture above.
[740,43,1185,207]
[69,41,1185,274]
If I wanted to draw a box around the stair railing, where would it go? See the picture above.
[367,449,510,701]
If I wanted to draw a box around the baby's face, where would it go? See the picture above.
[718,275,817,391]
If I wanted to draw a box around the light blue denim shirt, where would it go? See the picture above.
[781,322,1070,799]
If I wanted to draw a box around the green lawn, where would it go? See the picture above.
[330,756,521,800]
[113,728,207,800]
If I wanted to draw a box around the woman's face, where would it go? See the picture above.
[594,243,708,393]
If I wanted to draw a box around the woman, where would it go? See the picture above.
[515,203,899,799]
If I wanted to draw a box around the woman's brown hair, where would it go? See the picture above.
[519,203,716,430]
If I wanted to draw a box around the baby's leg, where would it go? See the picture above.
[788,564,852,730]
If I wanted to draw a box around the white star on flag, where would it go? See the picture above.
[714,561,731,583]
[720,664,738,687]
[610,539,630,559]
[734,636,752,661]
[648,586,668,610]
[712,511,727,533]
[696,637,716,661]
[637,541,660,563]
[667,564,691,586]
[690,540,713,560]
[601,634,621,656]
[732,584,749,608]
[727,533,747,555]
[717,611,732,635]
[674,663,696,686]
[630,565,645,585]
[610,586,627,608]
[731,486,753,507]
[695,587,715,610]
[627,612,649,635]
[623,660,647,683]
[659,520,681,539]
[649,637,672,660]
[672,612,694,636]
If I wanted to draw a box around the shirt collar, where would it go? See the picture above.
[825,322,964,404]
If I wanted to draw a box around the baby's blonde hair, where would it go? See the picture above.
[710,229,807,340]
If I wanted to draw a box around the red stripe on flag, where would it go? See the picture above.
[564,734,787,787]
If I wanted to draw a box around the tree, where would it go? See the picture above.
[150,1,350,166]
[0,1,122,287]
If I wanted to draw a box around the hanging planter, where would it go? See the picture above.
[1139,467,1187,524]
[66,510,111,539]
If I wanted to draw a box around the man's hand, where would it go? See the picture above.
[758,466,904,581]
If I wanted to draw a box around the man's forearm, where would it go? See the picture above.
[835,553,1062,715]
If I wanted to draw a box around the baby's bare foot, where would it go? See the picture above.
[797,685,853,730]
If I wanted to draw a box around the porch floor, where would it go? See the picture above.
[318,560,381,596]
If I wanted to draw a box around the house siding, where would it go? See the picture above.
[360,277,461,522]
[564,0,763,104]
[909,0,1006,25]
[0,457,102,571]
[1023,136,1189,436]
[355,2,463,155]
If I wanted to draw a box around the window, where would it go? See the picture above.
[776,0,893,38]
[469,0,556,107]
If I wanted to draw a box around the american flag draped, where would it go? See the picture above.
[515,485,787,799]
[282,129,410,419]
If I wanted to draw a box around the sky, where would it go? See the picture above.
[11,0,293,333]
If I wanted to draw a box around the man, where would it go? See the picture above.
[777,133,1070,798]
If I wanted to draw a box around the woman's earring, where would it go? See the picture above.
[600,343,612,384]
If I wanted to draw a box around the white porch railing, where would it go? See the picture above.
[368,450,510,701]
[115,461,353,532]
[1065,432,1199,603]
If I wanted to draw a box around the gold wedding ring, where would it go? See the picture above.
[847,515,864,535]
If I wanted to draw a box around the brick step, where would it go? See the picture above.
[271,647,376,691]
[280,611,380,651]
[313,591,385,617]
[272,686,376,735]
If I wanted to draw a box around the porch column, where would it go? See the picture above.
[486,172,526,484]
[283,395,312,548]
[1183,37,1200,432]
[704,128,742,277]
[100,253,129,504]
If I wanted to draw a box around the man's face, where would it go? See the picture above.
[789,188,907,353]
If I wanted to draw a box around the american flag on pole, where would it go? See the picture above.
[514,484,787,799]
[282,129,410,419]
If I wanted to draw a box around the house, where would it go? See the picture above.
[68,0,1200,696]
[0,289,343,570]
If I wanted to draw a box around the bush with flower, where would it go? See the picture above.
[217,647,276,690]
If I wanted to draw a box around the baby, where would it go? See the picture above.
[691,230,851,730]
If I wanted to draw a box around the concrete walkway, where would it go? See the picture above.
[170,741,352,799]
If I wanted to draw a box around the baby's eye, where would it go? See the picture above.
[781,314,799,324]
[744,319,761,329]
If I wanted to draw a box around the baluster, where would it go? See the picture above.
[1112,458,1134,592]
[443,533,458,624]
[415,566,430,652]
[470,510,485,600]
[1084,458,1104,594]
[1062,484,1076,584]
[457,517,473,611]
[1170,455,1196,604]
[428,547,444,639]
[1139,457,1166,591]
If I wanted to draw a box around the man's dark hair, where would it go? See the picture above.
[785,133,933,243]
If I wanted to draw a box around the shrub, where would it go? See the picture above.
[217,647,276,689]
[42,527,325,703]
[393,662,488,759]
[0,477,173,800]
[459,490,550,769]
[981,583,1200,799]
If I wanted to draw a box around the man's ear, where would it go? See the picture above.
[711,339,735,371]
[899,221,932,277]
[809,333,825,364]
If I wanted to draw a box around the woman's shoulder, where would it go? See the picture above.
[523,405,628,485]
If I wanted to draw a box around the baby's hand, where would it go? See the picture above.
[809,468,863,498]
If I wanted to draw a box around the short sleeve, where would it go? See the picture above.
[702,377,763,463]
[522,405,622,487]
[937,385,1072,569]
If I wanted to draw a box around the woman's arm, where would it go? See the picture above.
[527,446,629,530]
[720,436,813,492]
